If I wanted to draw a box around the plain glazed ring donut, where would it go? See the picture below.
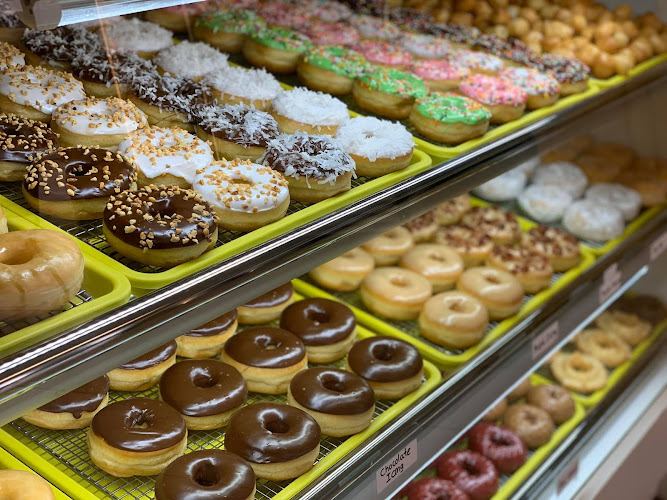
[0,470,55,500]
[360,226,415,266]
[399,243,464,292]
[288,367,375,437]
[595,310,651,346]
[456,266,524,320]
[550,351,608,394]
[526,384,575,425]
[360,267,432,320]
[436,450,499,500]
[308,247,375,292]
[503,403,555,449]
[468,422,527,474]
[574,328,632,368]
[224,402,321,481]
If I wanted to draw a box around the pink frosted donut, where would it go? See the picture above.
[401,33,453,59]
[302,0,352,22]
[261,2,311,29]
[411,59,469,91]
[306,21,359,46]
[459,74,526,124]
[452,49,505,75]
[350,14,401,41]
[356,40,412,69]
[500,67,561,110]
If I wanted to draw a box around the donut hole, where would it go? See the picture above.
[193,462,220,487]
[491,431,513,447]
[462,457,481,476]
[0,247,33,266]
[266,419,289,434]
[522,411,538,424]
[390,276,409,288]
[193,373,217,389]
[322,376,346,393]
[147,197,175,217]
[483,273,501,285]
[448,299,472,313]
[306,309,330,326]
[593,333,613,348]
[363,131,375,139]
[69,162,95,177]
[256,335,281,351]
[428,252,446,262]
[371,344,394,362]
[126,409,152,429]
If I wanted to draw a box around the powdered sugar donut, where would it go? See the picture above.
[334,116,413,177]
[350,14,401,40]
[118,126,214,187]
[269,87,349,135]
[563,200,625,242]
[533,162,588,198]
[518,185,573,223]
[514,157,540,178]
[203,65,282,111]
[102,18,174,57]
[305,21,359,46]
[0,41,23,70]
[410,59,469,92]
[459,74,526,124]
[453,50,505,75]
[500,67,560,110]
[153,41,228,80]
[472,169,527,202]
[585,183,642,221]
[356,40,412,70]
[401,33,452,59]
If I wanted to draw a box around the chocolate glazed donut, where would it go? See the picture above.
[108,341,177,391]
[176,309,239,358]
[0,114,59,181]
[237,283,294,324]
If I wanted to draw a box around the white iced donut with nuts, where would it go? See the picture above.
[0,41,24,70]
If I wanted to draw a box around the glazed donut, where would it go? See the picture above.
[486,244,554,294]
[595,310,651,346]
[237,282,295,324]
[347,336,424,400]
[500,67,560,109]
[280,298,357,362]
[508,377,531,401]
[159,359,247,430]
[533,162,588,198]
[356,40,412,70]
[193,9,266,54]
[176,309,238,359]
[360,267,432,320]
[350,14,402,40]
[526,383,575,424]
[518,184,573,223]
[456,267,524,320]
[361,227,414,266]
[453,49,505,75]
[0,471,55,500]
[0,229,84,321]
[20,26,100,70]
[153,41,228,80]
[102,185,219,268]
[203,65,283,111]
[333,116,414,177]
[472,169,527,202]
[403,212,438,243]
[71,51,154,99]
[22,375,109,430]
[103,18,174,58]
[308,247,374,292]
[107,341,176,391]
[407,477,469,500]
[434,225,494,268]
[242,27,313,74]
[0,114,59,181]
[562,200,625,242]
[400,244,464,292]
[521,226,581,272]
[0,205,6,233]
[410,59,469,92]
[221,327,307,394]
[503,403,555,449]
[434,194,471,226]
[459,74,526,124]
[550,351,608,393]
[418,290,489,349]
[436,450,499,500]
[88,398,187,477]
[305,21,359,46]
[269,87,349,135]
[154,450,255,500]
[468,422,527,474]
[461,206,521,245]
[401,33,453,59]
[0,41,23,70]
[297,45,368,95]
[287,367,375,436]
[611,294,667,328]
[585,183,642,221]
[482,398,508,422]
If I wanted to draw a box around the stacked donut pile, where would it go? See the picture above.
[308,194,583,351]
[18,281,427,495]
[395,377,576,500]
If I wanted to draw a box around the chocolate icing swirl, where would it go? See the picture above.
[280,298,356,346]
[191,104,280,147]
[223,327,306,368]
[38,375,109,418]
[0,114,59,164]
[290,367,374,415]
[186,309,238,337]
[348,336,423,382]
[242,283,293,308]
[119,341,176,370]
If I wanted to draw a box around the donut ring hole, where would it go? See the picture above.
[363,131,375,139]
[483,273,501,285]
[147,197,175,217]
[448,298,472,313]
[428,252,446,262]
[265,419,289,434]
[0,246,33,266]
[321,376,346,393]
[390,276,409,287]
[193,461,220,487]
[615,313,636,326]
[256,334,281,351]
[571,358,592,372]
[371,344,395,362]
[192,373,217,389]
[126,408,153,429]
[462,457,481,476]
[593,333,614,348]
[68,161,95,177]
[306,309,330,326]
[491,431,512,447]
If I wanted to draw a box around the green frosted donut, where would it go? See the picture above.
[414,92,491,125]
[301,45,369,79]
[356,67,427,99]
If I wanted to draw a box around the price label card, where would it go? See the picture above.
[376,439,418,494]
[532,321,560,360]
[598,263,622,305]
[649,231,667,262]
[557,458,579,495]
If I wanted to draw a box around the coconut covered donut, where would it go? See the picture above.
[518,185,573,223]
[103,18,174,57]
[269,87,349,135]
[563,200,625,242]
[21,26,100,70]
[153,41,228,80]
[203,65,283,111]
[472,169,527,202]
[585,183,642,222]
[533,162,588,198]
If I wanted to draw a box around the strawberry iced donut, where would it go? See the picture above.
[305,21,359,46]
[500,67,561,110]
[437,450,499,500]
[298,45,368,95]
[453,50,505,76]
[103,18,174,58]
[459,74,527,124]
[153,41,229,80]
[350,14,401,41]
[360,267,432,320]
[401,33,452,59]
[269,87,349,135]
[407,478,469,500]
[410,59,470,92]
[193,9,266,54]
[356,40,412,70]
[203,65,282,111]
[352,67,427,119]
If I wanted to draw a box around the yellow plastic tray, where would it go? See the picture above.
[0,149,431,291]
[590,54,667,89]
[0,445,71,499]
[0,322,441,500]
[0,207,131,356]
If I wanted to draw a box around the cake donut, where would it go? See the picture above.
[517,185,573,223]
[400,244,464,292]
[407,478,469,500]
[224,403,320,480]
[468,422,527,474]
[23,147,137,220]
[193,159,290,232]
[0,114,59,181]
[482,398,508,422]
[103,18,174,58]
[153,41,229,80]
[434,194,471,226]
[298,45,368,95]
[508,377,531,401]
[350,14,401,40]
[410,59,469,92]
[356,40,412,70]
[434,225,494,268]
[71,51,154,99]
[347,336,423,399]
[360,226,414,266]
[237,282,294,324]
[269,87,349,135]
[503,403,554,449]
[521,226,581,272]
[461,206,521,245]
[203,65,283,111]
[550,351,608,393]
[576,327,633,369]
[159,359,247,430]
[532,162,588,198]
[176,309,238,359]
[456,267,524,320]
[0,470,56,499]
[107,341,177,391]
[118,126,213,188]
[360,267,432,320]
[194,9,266,54]
[459,74,527,124]
[154,450,256,500]
[20,26,100,70]
[243,27,312,74]
[403,211,438,243]
[88,398,187,477]
[436,450,499,500]
[500,67,561,110]
[280,298,357,362]
[472,169,527,202]
[401,33,452,59]
[22,375,109,430]
[352,67,427,119]
[0,40,23,70]
[308,247,375,291]
[453,50,505,76]
[526,383,575,424]
[595,310,651,346]
[305,21,359,46]
[562,200,625,242]
[585,183,642,222]
[103,185,218,267]
[486,244,554,294]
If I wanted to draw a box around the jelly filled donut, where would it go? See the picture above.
[361,267,432,320]
[176,309,238,359]
[456,266,524,320]
[237,282,295,324]
[22,375,109,430]
[288,367,375,436]
[361,226,414,266]
[88,398,187,477]
[400,243,465,292]
[526,383,575,425]
[518,185,573,224]
[472,169,527,202]
[533,162,588,199]
[225,402,320,480]
[468,422,527,474]
[160,359,247,430]
[0,471,55,500]
[503,403,554,449]
[0,114,59,181]
[436,450,499,500]
[107,341,177,391]
[563,200,625,243]
[308,247,375,292]
[347,336,423,399]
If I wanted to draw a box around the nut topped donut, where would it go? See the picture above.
[434,225,494,268]
[434,194,471,226]
[0,41,24,70]
[0,114,59,181]
[461,206,521,245]
[486,244,554,294]
[521,226,581,272]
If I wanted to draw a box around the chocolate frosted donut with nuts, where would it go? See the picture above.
[21,26,100,70]
[71,50,155,98]
[0,114,59,181]
[23,147,136,220]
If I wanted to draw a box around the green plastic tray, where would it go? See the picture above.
[0,445,70,499]
[590,54,667,89]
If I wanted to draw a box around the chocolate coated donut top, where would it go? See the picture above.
[38,375,109,419]
[290,367,374,415]
[242,283,293,308]
[0,114,59,164]
[154,449,255,500]
[159,359,247,417]
[280,298,356,346]
[348,336,423,383]
[225,403,320,464]
[91,398,186,452]
[186,309,238,337]
[223,327,306,368]
[119,341,176,370]
[24,147,136,202]
[22,26,100,64]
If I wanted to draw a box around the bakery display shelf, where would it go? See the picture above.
[0,324,440,500]
[590,54,667,90]
[0,443,69,499]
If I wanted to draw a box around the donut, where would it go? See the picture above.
[586,143,635,170]
[472,169,527,202]
[528,54,589,96]
[456,266,524,320]
[585,183,642,221]
[144,1,214,32]
[269,87,349,135]
[102,185,219,268]
[302,0,352,23]
[71,50,154,98]
[482,398,508,421]
[308,248,374,292]
[107,341,177,391]
[595,310,651,346]
[521,226,581,272]
[459,74,526,124]
[401,33,453,59]
[260,2,310,29]
[176,309,238,358]
[280,298,357,362]
[154,450,255,500]
[453,49,505,75]
[434,225,494,268]
[360,267,432,320]
[611,295,667,328]
[576,153,621,184]
[434,194,471,226]
[403,212,438,243]
[0,8,25,46]
[350,14,402,40]
[297,45,368,95]
[159,359,247,430]
[192,104,280,162]
[0,205,5,233]
[356,40,412,70]
[153,41,228,81]
[259,132,355,203]
[224,403,320,480]
[562,200,625,242]
[0,114,59,181]
[202,65,283,111]
[500,67,560,109]
[360,226,414,266]
[399,243,464,292]
[515,157,540,178]
[429,23,480,48]
[533,162,588,198]
[486,244,554,294]
[468,422,527,474]
[550,351,608,393]
[407,477,469,500]
[20,26,100,70]
[287,367,375,436]
[304,20,359,46]
[503,403,555,449]
[419,290,489,349]
[0,40,23,70]
[243,27,313,74]
[508,377,531,401]
[22,375,109,430]
[194,9,266,54]
[103,18,174,58]
[0,66,86,122]
[352,67,427,119]
[517,184,573,223]
[410,92,491,145]
[333,116,413,177]
[461,206,521,245]
[88,398,187,477]
[0,471,55,500]
[237,282,295,324]
[347,336,424,399]
[411,59,469,93]
[436,450,499,500]
[526,383,575,424]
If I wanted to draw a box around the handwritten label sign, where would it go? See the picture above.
[557,458,579,495]
[649,231,667,262]
[532,321,560,360]
[598,263,622,305]
[376,439,418,494]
